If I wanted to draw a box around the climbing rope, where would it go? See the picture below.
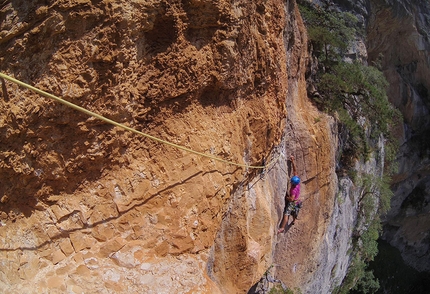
[0,72,281,169]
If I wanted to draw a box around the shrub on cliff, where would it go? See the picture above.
[318,61,402,167]
[335,254,380,294]
[299,2,402,170]
[298,1,358,63]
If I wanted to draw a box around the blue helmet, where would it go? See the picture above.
[291,176,300,185]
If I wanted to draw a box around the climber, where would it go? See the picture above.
[277,155,301,234]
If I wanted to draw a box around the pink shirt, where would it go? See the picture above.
[289,184,300,201]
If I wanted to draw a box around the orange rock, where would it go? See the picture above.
[0,0,315,293]
[98,237,126,258]
[52,249,66,265]
[69,232,96,252]
[91,223,116,242]
[47,276,64,289]
[75,264,91,276]
[154,241,170,257]
[104,281,123,292]
[59,238,75,256]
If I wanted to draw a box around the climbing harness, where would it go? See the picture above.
[0,72,281,170]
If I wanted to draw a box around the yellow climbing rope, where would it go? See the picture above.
[0,72,280,169]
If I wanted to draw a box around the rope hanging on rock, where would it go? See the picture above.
[0,72,281,169]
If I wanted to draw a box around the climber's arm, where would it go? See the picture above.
[290,155,297,176]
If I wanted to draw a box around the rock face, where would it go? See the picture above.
[367,0,430,273]
[322,0,430,278]
[0,0,302,293]
[208,3,340,292]
[3,0,425,293]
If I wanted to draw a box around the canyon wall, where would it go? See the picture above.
[0,0,290,292]
[367,0,430,273]
[0,0,337,293]
[208,2,341,292]
[309,0,430,281]
[2,0,418,293]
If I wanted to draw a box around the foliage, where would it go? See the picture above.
[299,2,359,62]
[345,172,390,294]
[359,173,394,216]
[299,2,402,169]
[268,285,302,294]
[336,249,380,294]
[376,175,394,214]
[335,255,367,294]
[318,61,400,142]
[352,270,380,294]
[383,119,402,176]
[359,220,381,262]
[336,171,389,294]
[268,285,290,294]
[317,60,402,170]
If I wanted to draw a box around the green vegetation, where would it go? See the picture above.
[299,1,401,168]
[268,285,290,294]
[375,174,394,214]
[268,285,301,294]
[369,240,430,293]
[335,254,380,294]
[358,173,394,217]
[335,172,393,294]
[334,219,382,294]
[298,1,403,293]
[316,56,401,166]
[298,3,359,63]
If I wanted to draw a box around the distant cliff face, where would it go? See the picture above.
[323,0,430,276]
[367,0,430,272]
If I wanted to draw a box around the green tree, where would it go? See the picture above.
[352,270,380,294]
[299,2,358,63]
[317,61,401,165]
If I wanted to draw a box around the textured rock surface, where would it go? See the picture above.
[3,0,423,293]
[0,0,345,292]
[270,3,340,291]
[0,0,296,293]
[367,0,430,273]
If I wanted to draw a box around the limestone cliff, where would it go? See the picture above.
[2,0,426,293]
[367,0,430,273]
[0,0,313,293]
[299,0,430,285]
[209,2,339,292]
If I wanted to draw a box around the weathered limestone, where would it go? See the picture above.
[367,0,430,273]
[0,0,289,292]
[3,0,426,292]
